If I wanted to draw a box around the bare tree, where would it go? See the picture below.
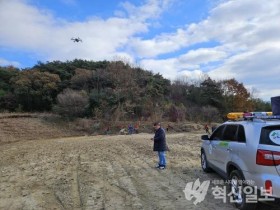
[54,89,88,117]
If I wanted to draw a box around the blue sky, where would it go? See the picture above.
[1,0,280,101]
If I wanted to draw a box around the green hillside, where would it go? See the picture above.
[0,59,271,122]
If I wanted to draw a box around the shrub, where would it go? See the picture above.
[54,89,88,118]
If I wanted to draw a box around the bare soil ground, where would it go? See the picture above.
[0,132,279,210]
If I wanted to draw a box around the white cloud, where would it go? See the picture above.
[0,58,20,67]
[0,0,170,64]
[178,48,227,65]
[0,0,55,49]
[178,69,207,81]
[131,0,280,58]
[121,0,174,20]
[131,28,189,57]
[259,89,280,101]
[140,58,178,80]
[135,0,280,100]
[140,57,204,81]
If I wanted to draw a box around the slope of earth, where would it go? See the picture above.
[0,114,77,145]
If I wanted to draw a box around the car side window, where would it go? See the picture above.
[210,125,225,140]
[223,125,238,141]
[260,125,280,145]
[237,125,246,143]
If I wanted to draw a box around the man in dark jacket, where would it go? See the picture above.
[151,122,168,169]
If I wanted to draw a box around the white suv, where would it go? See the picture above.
[201,114,280,210]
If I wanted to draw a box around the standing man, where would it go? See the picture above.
[151,122,168,170]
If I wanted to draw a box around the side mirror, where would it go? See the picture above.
[201,135,210,140]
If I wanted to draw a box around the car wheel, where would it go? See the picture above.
[229,170,257,210]
[201,151,211,172]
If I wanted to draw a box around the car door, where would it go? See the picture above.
[228,125,248,171]
[209,125,226,168]
[212,124,238,172]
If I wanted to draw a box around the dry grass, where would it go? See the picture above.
[0,112,38,119]
[0,113,215,145]
[0,113,80,144]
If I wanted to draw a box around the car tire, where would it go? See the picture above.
[229,170,257,210]
[201,150,212,172]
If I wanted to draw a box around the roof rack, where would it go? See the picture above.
[227,112,280,121]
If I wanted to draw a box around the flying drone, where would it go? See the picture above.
[71,37,82,42]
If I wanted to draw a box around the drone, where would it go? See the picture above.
[71,37,82,42]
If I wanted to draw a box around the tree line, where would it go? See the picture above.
[0,59,271,122]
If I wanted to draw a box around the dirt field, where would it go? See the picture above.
[1,132,279,210]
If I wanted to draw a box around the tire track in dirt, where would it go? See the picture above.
[71,155,82,210]
[77,161,106,210]
[78,142,144,210]
[111,137,237,210]
[101,140,189,210]
[104,161,144,209]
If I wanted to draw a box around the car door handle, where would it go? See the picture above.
[227,148,232,151]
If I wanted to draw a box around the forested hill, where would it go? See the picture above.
[0,59,270,122]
